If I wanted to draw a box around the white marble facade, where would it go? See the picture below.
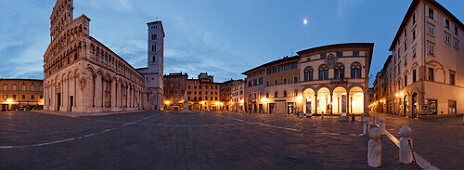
[43,0,145,112]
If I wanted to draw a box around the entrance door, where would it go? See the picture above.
[429,100,437,115]
[305,101,312,114]
[411,93,417,118]
[403,96,408,117]
[57,93,61,111]
[287,102,294,114]
[269,103,275,114]
[448,100,456,114]
[70,96,73,112]
[341,95,347,116]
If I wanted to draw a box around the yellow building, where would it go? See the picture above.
[243,43,373,116]
[372,0,464,118]
[0,79,44,111]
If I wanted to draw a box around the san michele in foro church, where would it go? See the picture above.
[42,0,164,113]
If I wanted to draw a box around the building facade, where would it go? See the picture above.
[137,21,164,111]
[43,0,145,112]
[185,73,220,111]
[243,43,373,116]
[231,80,245,112]
[299,43,373,115]
[371,0,464,117]
[219,79,242,111]
[0,79,44,111]
[163,73,188,110]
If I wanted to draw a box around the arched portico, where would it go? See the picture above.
[332,87,348,115]
[303,88,316,114]
[349,86,364,114]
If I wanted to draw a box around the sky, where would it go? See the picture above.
[0,0,463,87]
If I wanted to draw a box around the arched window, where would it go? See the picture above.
[351,62,362,78]
[283,91,288,97]
[318,64,329,80]
[274,79,279,85]
[266,81,270,87]
[334,63,345,80]
[304,66,314,81]
[293,76,299,83]
[283,77,288,84]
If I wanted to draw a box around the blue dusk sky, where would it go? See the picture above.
[1,0,463,86]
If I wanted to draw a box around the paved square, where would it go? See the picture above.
[0,111,413,169]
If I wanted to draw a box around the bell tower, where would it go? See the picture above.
[147,21,164,89]
[50,0,74,41]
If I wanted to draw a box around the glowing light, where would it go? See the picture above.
[6,99,14,104]
[303,18,308,25]
[261,98,268,103]
[164,100,171,105]
[239,99,244,104]
[296,95,303,102]
[395,93,400,97]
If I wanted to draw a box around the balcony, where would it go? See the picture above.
[330,77,348,85]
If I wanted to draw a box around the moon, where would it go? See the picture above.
[303,18,308,25]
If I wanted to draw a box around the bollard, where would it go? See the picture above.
[462,115,464,125]
[363,118,369,136]
[321,111,324,119]
[399,127,413,164]
[368,127,382,168]
[371,114,376,126]
[379,117,385,135]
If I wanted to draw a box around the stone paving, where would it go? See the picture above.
[371,112,464,170]
[0,111,415,169]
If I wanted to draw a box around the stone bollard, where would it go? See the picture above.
[379,117,385,135]
[371,114,376,126]
[399,127,413,164]
[363,118,370,136]
[368,127,382,168]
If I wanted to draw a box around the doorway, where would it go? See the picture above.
[57,93,61,111]
[411,93,417,118]
[70,96,74,112]
[341,95,347,116]
[403,96,408,117]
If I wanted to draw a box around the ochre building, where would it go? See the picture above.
[243,43,373,116]
[0,79,44,111]
[371,0,464,117]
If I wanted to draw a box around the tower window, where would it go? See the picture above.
[153,55,156,62]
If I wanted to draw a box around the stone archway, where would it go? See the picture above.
[303,88,316,114]
[332,87,347,115]
[317,87,330,114]
[349,87,364,114]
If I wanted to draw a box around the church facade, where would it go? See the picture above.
[43,0,163,113]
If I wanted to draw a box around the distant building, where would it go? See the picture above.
[185,73,220,111]
[163,72,188,110]
[0,79,44,111]
[371,0,464,117]
[219,79,243,111]
[231,80,245,112]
